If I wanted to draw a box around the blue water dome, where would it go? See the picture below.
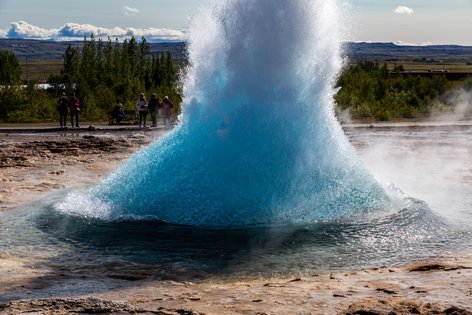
[57,0,390,227]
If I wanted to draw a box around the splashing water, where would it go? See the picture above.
[57,0,389,226]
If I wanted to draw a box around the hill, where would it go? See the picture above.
[0,39,187,61]
[1,39,472,63]
[345,42,472,63]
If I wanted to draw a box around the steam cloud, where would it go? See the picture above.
[1,21,185,42]
[433,88,472,121]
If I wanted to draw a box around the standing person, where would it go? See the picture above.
[162,96,174,128]
[69,92,81,128]
[136,93,148,127]
[148,93,159,127]
[57,92,69,129]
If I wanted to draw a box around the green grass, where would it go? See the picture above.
[19,60,62,82]
[22,60,472,84]
[384,62,472,73]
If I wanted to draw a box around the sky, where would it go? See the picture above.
[0,0,471,45]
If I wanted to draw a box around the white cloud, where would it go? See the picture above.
[124,6,140,16]
[58,23,125,38]
[393,6,414,15]
[7,21,56,39]
[394,40,433,46]
[0,21,186,42]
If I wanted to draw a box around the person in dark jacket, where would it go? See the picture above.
[110,103,126,125]
[57,92,69,129]
[148,93,160,127]
[69,93,81,128]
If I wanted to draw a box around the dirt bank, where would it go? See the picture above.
[0,131,156,212]
[0,258,471,314]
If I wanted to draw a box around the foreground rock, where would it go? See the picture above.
[0,257,470,314]
[0,132,153,212]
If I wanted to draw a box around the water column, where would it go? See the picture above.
[58,0,389,226]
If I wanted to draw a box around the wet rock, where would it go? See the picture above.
[333,292,346,298]
[49,170,65,175]
[407,262,471,272]
[376,288,397,295]
[0,297,135,314]
[343,298,471,315]
[108,273,148,281]
[288,277,302,283]
[0,297,204,315]
[444,306,471,314]
[48,147,66,153]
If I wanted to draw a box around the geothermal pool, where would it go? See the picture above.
[0,124,470,279]
[0,0,471,280]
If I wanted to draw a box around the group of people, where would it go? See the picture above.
[57,92,81,129]
[58,91,175,128]
[135,93,174,128]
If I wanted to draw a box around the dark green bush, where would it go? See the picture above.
[335,62,455,121]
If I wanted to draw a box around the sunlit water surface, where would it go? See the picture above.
[1,126,471,279]
[1,0,471,279]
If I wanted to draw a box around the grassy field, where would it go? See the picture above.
[18,59,188,83]
[19,60,62,82]
[382,61,472,73]
[17,59,472,84]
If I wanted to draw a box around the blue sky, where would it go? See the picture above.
[0,0,471,45]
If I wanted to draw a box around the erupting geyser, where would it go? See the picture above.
[58,0,389,226]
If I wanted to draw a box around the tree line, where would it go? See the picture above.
[1,47,470,123]
[334,61,468,121]
[0,36,182,122]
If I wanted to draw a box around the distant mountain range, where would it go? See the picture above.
[1,39,472,62]
[0,39,187,61]
[345,42,472,62]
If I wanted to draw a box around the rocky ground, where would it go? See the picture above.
[0,258,471,314]
[0,131,154,212]
[0,129,471,314]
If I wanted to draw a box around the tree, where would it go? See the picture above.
[151,53,163,87]
[61,44,80,92]
[1,36,183,122]
[0,50,21,85]
[335,61,453,120]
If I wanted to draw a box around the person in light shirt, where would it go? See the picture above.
[136,93,148,128]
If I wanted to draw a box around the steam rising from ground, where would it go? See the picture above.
[57,0,390,227]
[432,87,472,121]
[337,85,472,124]
[350,123,472,225]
